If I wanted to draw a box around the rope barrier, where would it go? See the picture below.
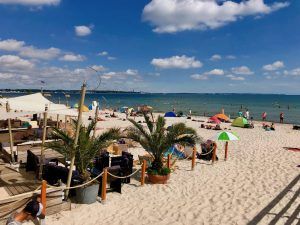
[198,148,214,156]
[46,171,104,191]
[107,167,141,179]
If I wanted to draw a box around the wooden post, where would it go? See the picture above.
[141,159,146,186]
[101,168,107,202]
[39,106,48,179]
[212,143,217,164]
[65,82,86,199]
[167,154,171,169]
[192,147,196,170]
[92,106,99,139]
[225,141,228,161]
[56,114,59,128]
[6,102,15,163]
[41,180,47,215]
[38,113,42,126]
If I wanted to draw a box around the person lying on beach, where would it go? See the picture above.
[6,200,45,225]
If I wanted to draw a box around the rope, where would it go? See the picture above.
[107,167,141,179]
[0,185,42,215]
[198,148,214,156]
[46,171,104,191]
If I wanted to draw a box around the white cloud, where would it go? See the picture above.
[210,54,222,61]
[0,39,25,51]
[59,54,86,62]
[75,25,92,37]
[19,46,61,60]
[151,55,202,69]
[0,0,60,6]
[283,68,300,76]
[102,69,140,80]
[98,51,108,56]
[262,60,284,71]
[90,65,106,72]
[206,69,224,76]
[226,55,236,59]
[0,72,14,79]
[231,66,254,75]
[0,55,34,70]
[226,74,245,81]
[143,0,289,33]
[190,68,224,80]
[190,74,208,80]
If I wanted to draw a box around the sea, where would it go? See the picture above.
[1,92,300,124]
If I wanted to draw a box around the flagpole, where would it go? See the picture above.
[6,102,15,163]
[65,81,86,199]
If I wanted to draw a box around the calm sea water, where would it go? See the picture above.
[2,93,300,124]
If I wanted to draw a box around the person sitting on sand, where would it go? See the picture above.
[6,199,45,225]
[270,123,275,131]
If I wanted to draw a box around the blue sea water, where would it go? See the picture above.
[2,93,300,124]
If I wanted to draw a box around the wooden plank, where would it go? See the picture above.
[14,185,25,195]
[6,186,19,196]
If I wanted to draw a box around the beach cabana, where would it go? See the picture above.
[214,113,230,122]
[164,112,176,117]
[232,117,249,128]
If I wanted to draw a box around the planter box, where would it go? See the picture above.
[75,183,99,204]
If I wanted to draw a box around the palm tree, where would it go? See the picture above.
[127,113,201,174]
[46,119,120,180]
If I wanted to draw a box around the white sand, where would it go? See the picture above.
[17,113,300,224]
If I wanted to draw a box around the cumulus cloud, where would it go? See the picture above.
[143,0,289,33]
[206,69,224,76]
[19,46,61,60]
[283,68,300,76]
[75,25,92,36]
[0,0,60,6]
[231,66,254,75]
[0,39,25,51]
[59,54,86,62]
[262,60,284,71]
[0,55,34,70]
[102,69,139,80]
[190,68,224,80]
[210,54,222,61]
[226,74,245,81]
[151,55,202,69]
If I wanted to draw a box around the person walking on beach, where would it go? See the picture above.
[238,110,243,117]
[262,112,267,121]
[6,200,45,225]
[280,112,284,123]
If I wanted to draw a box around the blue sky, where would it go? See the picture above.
[0,0,299,94]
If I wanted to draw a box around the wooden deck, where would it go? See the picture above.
[0,163,71,224]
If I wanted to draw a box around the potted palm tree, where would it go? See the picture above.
[127,113,200,184]
[46,119,120,204]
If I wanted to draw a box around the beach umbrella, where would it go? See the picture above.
[209,116,221,124]
[214,113,229,122]
[211,131,239,161]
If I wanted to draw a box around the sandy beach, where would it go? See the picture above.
[34,113,300,225]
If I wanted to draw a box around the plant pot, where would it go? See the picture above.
[75,183,99,204]
[148,173,170,184]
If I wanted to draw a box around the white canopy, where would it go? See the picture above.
[0,93,78,116]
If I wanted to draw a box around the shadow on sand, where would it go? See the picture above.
[247,174,300,225]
